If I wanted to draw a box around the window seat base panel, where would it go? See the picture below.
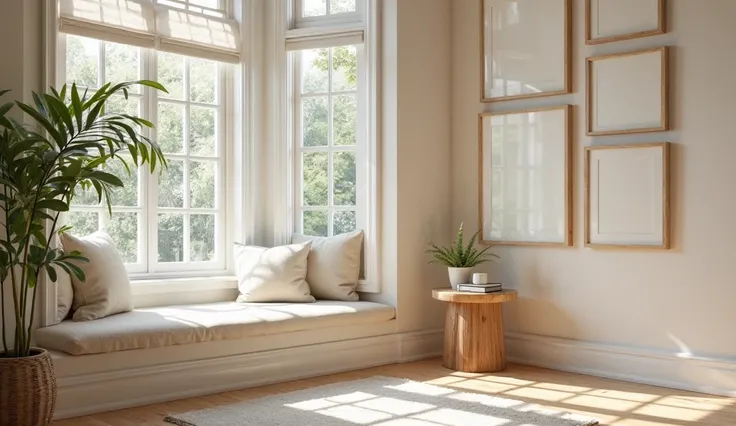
[51,325,445,420]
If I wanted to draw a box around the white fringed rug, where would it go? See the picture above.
[164,376,599,426]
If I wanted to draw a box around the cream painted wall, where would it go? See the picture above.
[452,0,736,357]
[363,0,452,333]
[0,0,44,349]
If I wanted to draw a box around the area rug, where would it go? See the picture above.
[164,376,599,426]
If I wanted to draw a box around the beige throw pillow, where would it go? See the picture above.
[235,242,315,303]
[292,230,364,301]
[60,231,133,321]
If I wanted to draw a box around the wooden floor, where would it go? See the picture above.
[54,358,736,426]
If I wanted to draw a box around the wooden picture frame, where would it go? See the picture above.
[480,0,572,103]
[586,47,669,136]
[586,0,666,45]
[478,105,573,246]
[584,143,670,250]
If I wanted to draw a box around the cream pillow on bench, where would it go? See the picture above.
[235,242,315,303]
[59,230,133,321]
[292,230,364,301]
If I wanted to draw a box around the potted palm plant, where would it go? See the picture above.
[426,223,498,290]
[0,81,166,425]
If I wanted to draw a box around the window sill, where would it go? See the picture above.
[130,276,238,296]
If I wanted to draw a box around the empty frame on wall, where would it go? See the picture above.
[586,0,666,45]
[481,0,571,102]
[587,47,669,136]
[479,106,572,246]
[585,143,670,249]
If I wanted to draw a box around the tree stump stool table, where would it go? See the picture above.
[432,288,518,373]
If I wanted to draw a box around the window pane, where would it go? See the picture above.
[333,94,356,146]
[334,210,356,235]
[331,46,358,92]
[66,35,99,88]
[158,160,184,208]
[190,58,217,103]
[106,157,139,207]
[107,212,138,263]
[330,0,356,13]
[106,95,140,117]
[72,183,100,206]
[190,106,216,156]
[190,161,216,208]
[303,153,328,206]
[302,0,326,17]
[302,97,328,147]
[303,210,328,236]
[67,211,99,236]
[158,213,184,262]
[157,102,185,154]
[190,214,215,261]
[104,42,140,91]
[301,49,329,93]
[157,52,185,99]
[333,151,356,205]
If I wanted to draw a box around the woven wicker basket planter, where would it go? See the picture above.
[0,348,57,426]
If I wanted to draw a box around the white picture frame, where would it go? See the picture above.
[585,143,670,249]
[586,47,669,136]
[586,0,666,45]
[479,106,572,246]
[481,0,571,103]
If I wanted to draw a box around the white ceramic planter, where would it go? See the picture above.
[447,267,473,290]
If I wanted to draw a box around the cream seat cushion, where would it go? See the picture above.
[34,301,396,355]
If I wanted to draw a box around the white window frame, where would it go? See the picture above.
[283,0,380,293]
[57,33,232,278]
[292,45,365,237]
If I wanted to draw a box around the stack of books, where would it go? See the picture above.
[456,283,502,293]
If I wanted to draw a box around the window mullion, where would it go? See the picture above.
[98,41,105,88]
[183,58,191,262]
[147,50,160,273]
[327,48,334,236]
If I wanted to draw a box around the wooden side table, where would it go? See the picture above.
[432,288,518,373]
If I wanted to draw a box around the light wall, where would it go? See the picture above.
[0,0,44,349]
[363,0,452,333]
[452,0,736,359]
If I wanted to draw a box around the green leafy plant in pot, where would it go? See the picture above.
[0,81,166,425]
[426,223,498,290]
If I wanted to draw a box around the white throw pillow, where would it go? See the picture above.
[292,230,363,301]
[59,231,133,321]
[234,242,315,303]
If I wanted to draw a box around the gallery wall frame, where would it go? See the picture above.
[480,0,572,103]
[586,47,669,136]
[584,142,671,250]
[478,105,573,247]
[586,0,666,45]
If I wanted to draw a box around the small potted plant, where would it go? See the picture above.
[426,223,498,290]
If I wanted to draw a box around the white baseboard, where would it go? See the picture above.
[506,332,736,397]
[54,329,444,420]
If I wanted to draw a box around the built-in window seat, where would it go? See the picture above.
[36,300,396,356]
[35,300,407,419]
